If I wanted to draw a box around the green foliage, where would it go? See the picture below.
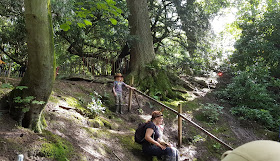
[13,94,46,113]
[40,130,74,161]
[109,18,117,25]
[231,106,275,129]
[232,2,280,77]
[60,0,122,31]
[217,65,280,129]
[32,100,46,105]
[1,83,13,89]
[193,135,206,143]
[212,143,222,151]
[217,65,275,109]
[197,103,224,123]
[15,86,28,90]
[14,96,34,104]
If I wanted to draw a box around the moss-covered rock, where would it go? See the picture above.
[39,130,75,161]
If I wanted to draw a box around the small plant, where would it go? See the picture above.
[212,143,221,151]
[87,91,106,116]
[193,135,206,143]
[137,108,143,114]
[13,86,45,112]
[200,103,224,123]
[1,83,13,89]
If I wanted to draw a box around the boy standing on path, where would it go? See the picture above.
[113,73,135,114]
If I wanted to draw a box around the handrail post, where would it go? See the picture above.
[128,76,134,112]
[178,104,182,147]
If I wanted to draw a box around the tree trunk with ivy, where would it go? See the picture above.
[7,0,55,133]
[126,0,155,74]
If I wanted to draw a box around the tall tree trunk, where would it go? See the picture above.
[8,0,55,133]
[126,0,155,73]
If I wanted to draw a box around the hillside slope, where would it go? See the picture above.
[0,75,278,161]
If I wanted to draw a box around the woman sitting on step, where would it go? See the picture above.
[142,111,178,161]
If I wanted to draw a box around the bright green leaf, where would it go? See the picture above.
[84,19,92,26]
[116,8,122,14]
[111,10,119,17]
[1,83,13,89]
[106,0,116,5]
[109,18,118,25]
[76,11,87,18]
[89,14,95,18]
[77,22,86,28]
[60,23,70,31]
[23,96,34,102]
[32,100,46,105]
[97,2,108,10]
[16,86,28,90]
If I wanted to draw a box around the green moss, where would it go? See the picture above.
[98,117,112,129]
[82,127,97,139]
[82,127,112,139]
[49,95,59,103]
[40,130,74,161]
[64,96,83,109]
[89,118,104,128]
[41,113,48,128]
[63,96,94,117]
[133,61,182,101]
[88,116,114,129]
[117,134,141,151]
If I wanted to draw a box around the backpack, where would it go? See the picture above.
[134,122,155,144]
[135,122,147,144]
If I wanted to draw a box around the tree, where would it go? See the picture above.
[126,0,155,73]
[7,0,55,133]
[231,0,280,77]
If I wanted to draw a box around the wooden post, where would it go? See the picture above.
[178,104,182,147]
[128,76,134,112]
[7,63,12,78]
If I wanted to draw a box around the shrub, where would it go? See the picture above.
[230,106,275,129]
[217,65,274,110]
[217,65,280,129]
[200,103,224,123]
